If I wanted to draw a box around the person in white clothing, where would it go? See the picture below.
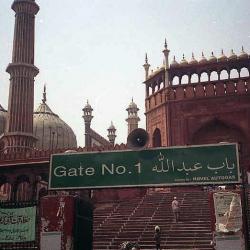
[171,197,180,222]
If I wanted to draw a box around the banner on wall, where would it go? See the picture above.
[0,206,36,243]
[213,192,242,233]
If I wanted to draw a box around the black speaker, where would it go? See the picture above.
[127,128,149,150]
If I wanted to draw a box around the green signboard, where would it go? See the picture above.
[49,143,240,190]
[0,206,36,243]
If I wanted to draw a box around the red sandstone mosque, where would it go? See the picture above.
[0,0,250,250]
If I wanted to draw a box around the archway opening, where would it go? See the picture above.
[200,72,208,82]
[172,76,179,85]
[240,67,249,78]
[152,128,162,147]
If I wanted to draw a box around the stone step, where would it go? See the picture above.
[93,190,213,250]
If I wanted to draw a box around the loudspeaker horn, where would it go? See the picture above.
[127,128,149,150]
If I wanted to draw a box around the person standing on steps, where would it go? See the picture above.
[171,196,180,222]
[154,225,161,250]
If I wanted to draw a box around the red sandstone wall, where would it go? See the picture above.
[146,78,250,149]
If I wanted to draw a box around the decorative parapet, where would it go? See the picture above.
[144,54,250,98]
[0,144,127,166]
[145,77,250,112]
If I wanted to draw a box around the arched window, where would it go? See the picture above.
[220,70,229,80]
[172,76,179,85]
[181,75,189,84]
[0,183,12,201]
[191,74,199,83]
[158,79,164,90]
[230,69,239,79]
[148,86,153,96]
[152,83,156,94]
[200,72,208,82]
[210,71,218,81]
[152,128,162,147]
[240,67,249,78]
[16,181,32,201]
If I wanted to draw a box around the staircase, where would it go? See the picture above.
[93,190,213,250]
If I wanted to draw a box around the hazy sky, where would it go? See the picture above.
[0,0,250,147]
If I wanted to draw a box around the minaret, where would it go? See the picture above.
[143,53,150,81]
[126,98,140,135]
[1,0,39,152]
[162,38,170,86]
[82,101,93,147]
[107,121,116,145]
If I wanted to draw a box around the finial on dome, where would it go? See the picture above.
[190,52,198,65]
[42,84,47,104]
[164,38,168,49]
[228,49,237,60]
[199,51,208,64]
[208,51,217,62]
[108,121,116,130]
[239,45,248,59]
[180,54,188,66]
[218,49,227,61]
[145,53,148,64]
[170,56,179,67]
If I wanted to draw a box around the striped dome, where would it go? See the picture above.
[33,88,77,150]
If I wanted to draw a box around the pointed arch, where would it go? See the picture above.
[15,175,32,201]
[16,181,32,201]
[240,67,249,78]
[210,71,218,81]
[172,76,179,85]
[220,70,229,80]
[200,72,209,82]
[191,74,199,83]
[230,69,239,79]
[181,75,189,84]
[191,119,246,152]
[152,128,162,147]
[0,183,12,201]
